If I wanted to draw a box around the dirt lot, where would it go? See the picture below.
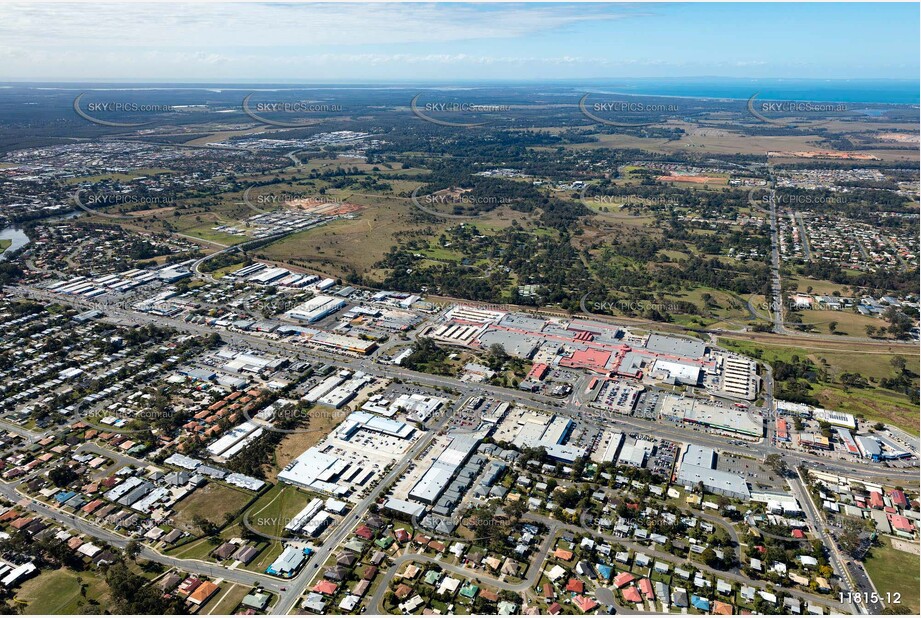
[270,406,347,480]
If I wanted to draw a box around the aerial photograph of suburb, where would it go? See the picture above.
[0,1,918,616]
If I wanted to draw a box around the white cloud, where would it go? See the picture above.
[0,2,637,48]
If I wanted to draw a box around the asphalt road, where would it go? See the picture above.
[270,391,467,614]
[17,284,915,484]
[6,284,917,615]
[789,471,866,615]
[0,477,289,594]
[365,520,560,614]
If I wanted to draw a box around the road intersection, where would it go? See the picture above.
[6,284,916,614]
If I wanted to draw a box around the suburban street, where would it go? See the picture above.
[4,283,916,615]
[11,285,917,487]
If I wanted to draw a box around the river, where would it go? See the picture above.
[0,210,83,261]
[0,226,29,261]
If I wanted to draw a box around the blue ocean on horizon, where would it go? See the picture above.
[10,77,919,106]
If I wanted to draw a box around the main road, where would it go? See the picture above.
[0,477,290,594]
[11,284,918,487]
[271,391,467,614]
[7,284,916,614]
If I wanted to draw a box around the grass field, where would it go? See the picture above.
[172,482,255,531]
[201,583,251,615]
[663,287,759,328]
[210,261,246,279]
[180,223,246,246]
[0,238,11,254]
[863,536,920,613]
[795,308,891,337]
[257,195,443,276]
[15,568,109,614]
[235,483,315,574]
[166,535,221,561]
[569,126,825,156]
[787,275,851,297]
[719,337,919,433]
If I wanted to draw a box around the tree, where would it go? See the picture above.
[764,454,788,476]
[485,343,511,372]
[506,499,527,524]
[192,515,218,537]
[838,518,864,557]
[701,547,720,568]
[105,561,184,613]
[124,540,142,561]
[48,465,79,487]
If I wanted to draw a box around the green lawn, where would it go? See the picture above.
[235,483,315,574]
[0,238,11,254]
[181,224,248,246]
[14,568,109,614]
[863,536,920,613]
[172,482,254,531]
[211,261,246,278]
[201,583,251,615]
[165,535,221,560]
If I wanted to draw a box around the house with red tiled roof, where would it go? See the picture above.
[638,578,654,600]
[554,548,574,561]
[713,600,734,615]
[613,572,635,588]
[82,499,105,514]
[887,513,916,538]
[574,595,598,613]
[313,580,338,596]
[413,533,430,546]
[622,586,642,604]
[354,525,373,540]
[566,578,584,593]
[394,528,411,543]
[479,589,499,603]
[188,581,219,606]
[547,602,562,615]
[791,528,805,539]
[428,540,446,553]
[177,577,202,598]
[869,491,884,509]
[890,489,909,509]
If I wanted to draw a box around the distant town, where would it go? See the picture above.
[0,5,918,614]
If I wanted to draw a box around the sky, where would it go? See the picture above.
[0,2,918,82]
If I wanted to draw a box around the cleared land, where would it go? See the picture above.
[172,482,254,531]
[271,407,346,480]
[15,568,109,614]
[719,337,919,433]
[863,536,920,613]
